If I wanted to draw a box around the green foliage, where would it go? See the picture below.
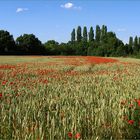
[0,25,140,57]
[44,40,59,55]
[134,36,138,47]
[95,25,101,42]
[16,34,44,54]
[77,26,82,42]
[0,30,15,54]
[71,28,75,42]
[128,37,133,54]
[101,25,107,42]
[129,37,133,48]
[133,36,139,54]
[82,26,88,43]
[89,27,94,42]
[59,42,76,55]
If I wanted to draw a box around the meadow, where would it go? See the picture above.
[0,56,140,140]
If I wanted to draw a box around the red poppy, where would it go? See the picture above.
[0,93,2,97]
[137,100,140,107]
[2,81,7,85]
[9,82,14,85]
[86,56,118,64]
[68,132,73,138]
[75,133,81,139]
[128,120,134,125]
[43,80,48,84]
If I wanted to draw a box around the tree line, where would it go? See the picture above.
[0,25,140,57]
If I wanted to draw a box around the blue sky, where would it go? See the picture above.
[0,0,140,43]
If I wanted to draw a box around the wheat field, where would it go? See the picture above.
[0,56,140,140]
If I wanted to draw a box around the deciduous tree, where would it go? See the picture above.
[16,34,44,54]
[0,30,15,54]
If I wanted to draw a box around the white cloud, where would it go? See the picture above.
[117,28,126,32]
[61,2,82,10]
[16,8,29,13]
[61,2,73,9]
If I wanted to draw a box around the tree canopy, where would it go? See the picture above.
[0,25,140,57]
[0,30,15,54]
[16,34,44,54]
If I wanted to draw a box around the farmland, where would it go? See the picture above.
[0,56,140,140]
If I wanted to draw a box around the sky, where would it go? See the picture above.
[0,0,140,43]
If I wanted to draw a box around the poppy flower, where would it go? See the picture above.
[9,82,14,85]
[128,120,134,125]
[0,93,2,97]
[75,133,81,139]
[137,100,140,107]
[2,81,6,86]
[43,80,48,84]
[68,132,72,138]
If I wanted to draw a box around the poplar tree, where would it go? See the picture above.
[129,36,133,47]
[128,36,133,54]
[133,36,139,53]
[101,25,107,41]
[71,28,75,42]
[89,27,94,42]
[95,25,101,42]
[83,26,87,42]
[77,26,82,42]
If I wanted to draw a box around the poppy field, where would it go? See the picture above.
[0,56,140,140]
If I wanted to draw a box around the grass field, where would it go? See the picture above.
[0,56,140,140]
